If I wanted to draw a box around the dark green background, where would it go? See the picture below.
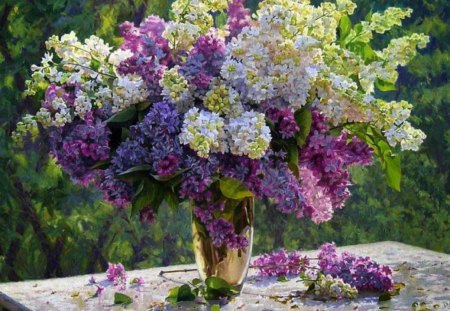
[0,0,448,281]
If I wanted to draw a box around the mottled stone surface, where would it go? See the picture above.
[0,241,449,310]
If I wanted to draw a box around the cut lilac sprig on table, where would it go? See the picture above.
[253,243,395,298]
[106,263,127,290]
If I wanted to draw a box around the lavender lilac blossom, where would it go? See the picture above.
[259,153,304,216]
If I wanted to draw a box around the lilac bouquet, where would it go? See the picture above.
[15,0,428,250]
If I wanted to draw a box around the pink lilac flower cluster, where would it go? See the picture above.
[226,0,252,39]
[253,249,309,277]
[299,111,373,222]
[318,243,394,292]
[106,263,127,290]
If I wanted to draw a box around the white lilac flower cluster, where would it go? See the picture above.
[303,273,358,299]
[112,74,148,113]
[11,115,39,144]
[162,0,228,51]
[226,111,271,159]
[179,108,228,158]
[160,67,191,108]
[179,108,271,159]
[22,32,148,128]
[203,81,242,116]
[223,21,320,108]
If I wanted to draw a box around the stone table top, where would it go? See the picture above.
[0,241,449,310]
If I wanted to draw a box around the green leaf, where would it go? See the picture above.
[287,143,299,178]
[339,15,352,42]
[384,153,401,191]
[219,177,254,200]
[131,179,156,215]
[375,79,396,92]
[378,292,392,302]
[166,284,196,304]
[191,278,202,286]
[345,124,402,191]
[277,276,289,282]
[114,292,133,306]
[211,304,221,311]
[106,106,137,123]
[118,165,152,178]
[121,128,131,140]
[116,164,152,182]
[205,277,231,291]
[90,59,101,71]
[214,12,227,28]
[89,159,110,170]
[294,108,312,147]
[136,101,151,111]
[164,190,179,209]
[361,44,378,63]
[166,286,180,304]
[178,284,196,301]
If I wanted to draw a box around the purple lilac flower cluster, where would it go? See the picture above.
[259,153,305,216]
[48,111,110,186]
[207,218,249,249]
[100,101,182,207]
[179,151,221,201]
[180,33,226,95]
[254,243,394,294]
[253,249,309,277]
[194,200,249,249]
[266,107,300,139]
[221,155,262,196]
[318,243,394,292]
[299,110,373,223]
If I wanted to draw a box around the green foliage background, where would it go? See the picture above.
[0,0,448,281]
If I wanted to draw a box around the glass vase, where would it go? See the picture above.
[191,197,254,292]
